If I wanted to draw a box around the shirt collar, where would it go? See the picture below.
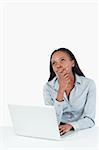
[75,74,82,85]
[48,73,82,91]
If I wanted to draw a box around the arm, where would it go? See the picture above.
[68,80,96,131]
[43,83,67,124]
[43,71,75,125]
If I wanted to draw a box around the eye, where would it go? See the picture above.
[61,58,65,62]
[52,61,56,65]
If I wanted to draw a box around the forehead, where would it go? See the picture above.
[51,51,70,61]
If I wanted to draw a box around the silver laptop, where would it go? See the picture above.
[8,104,62,140]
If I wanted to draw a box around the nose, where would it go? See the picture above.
[56,62,62,69]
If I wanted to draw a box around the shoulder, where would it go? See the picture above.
[76,74,96,89]
[43,76,57,91]
[82,76,95,85]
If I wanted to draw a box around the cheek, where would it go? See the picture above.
[52,67,58,76]
[52,66,57,73]
[64,64,73,73]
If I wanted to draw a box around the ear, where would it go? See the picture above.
[71,60,75,67]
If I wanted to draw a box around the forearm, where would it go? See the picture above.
[56,88,64,101]
[68,116,95,131]
[54,100,67,124]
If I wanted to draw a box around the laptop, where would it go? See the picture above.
[8,104,73,140]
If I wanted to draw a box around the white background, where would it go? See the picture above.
[0,1,98,127]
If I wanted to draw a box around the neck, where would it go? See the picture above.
[69,72,75,83]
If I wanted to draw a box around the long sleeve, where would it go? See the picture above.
[43,83,67,124]
[68,80,96,131]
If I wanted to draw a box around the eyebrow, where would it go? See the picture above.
[51,57,66,63]
[59,57,65,59]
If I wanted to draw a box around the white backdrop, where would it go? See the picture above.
[0,2,98,126]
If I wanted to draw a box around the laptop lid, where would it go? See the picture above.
[8,104,61,140]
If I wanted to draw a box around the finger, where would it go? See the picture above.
[64,75,70,80]
[60,128,71,136]
[59,127,64,132]
[63,72,69,76]
[62,67,69,75]
[58,67,69,76]
[66,67,69,72]
[59,127,65,133]
[65,78,71,83]
[61,69,68,75]
[64,75,71,82]
[63,72,69,77]
[62,72,69,78]
[60,130,66,136]
[59,127,66,132]
[58,68,68,75]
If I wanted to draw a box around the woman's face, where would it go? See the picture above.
[51,51,75,76]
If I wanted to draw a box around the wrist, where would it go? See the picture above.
[56,92,64,102]
[56,98,64,102]
[68,124,74,130]
[56,87,65,102]
[70,126,74,131]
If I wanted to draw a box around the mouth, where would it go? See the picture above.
[56,68,65,73]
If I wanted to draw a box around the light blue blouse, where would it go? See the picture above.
[43,74,96,131]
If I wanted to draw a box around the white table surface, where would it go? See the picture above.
[0,126,99,150]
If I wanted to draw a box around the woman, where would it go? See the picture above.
[43,48,96,136]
